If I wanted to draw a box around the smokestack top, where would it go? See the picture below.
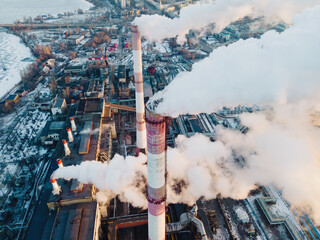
[62,139,67,144]
[146,105,165,123]
[50,178,56,183]
[70,117,74,121]
[131,25,139,33]
[66,128,71,132]
[57,159,62,164]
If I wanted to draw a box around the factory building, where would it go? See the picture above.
[118,65,126,83]
[51,99,67,115]
[37,92,120,239]
[41,202,101,240]
[39,121,66,146]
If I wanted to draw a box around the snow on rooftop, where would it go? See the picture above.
[234,205,250,223]
[70,57,88,66]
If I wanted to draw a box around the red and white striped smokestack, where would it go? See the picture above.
[70,117,77,132]
[146,106,166,240]
[62,139,71,156]
[66,128,74,143]
[50,178,61,195]
[56,158,64,168]
[132,25,147,155]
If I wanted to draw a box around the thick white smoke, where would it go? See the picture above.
[52,102,320,223]
[133,0,320,42]
[52,154,148,208]
[149,5,320,117]
[167,102,320,225]
[52,3,320,223]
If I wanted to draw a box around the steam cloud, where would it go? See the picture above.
[52,2,320,224]
[53,154,148,208]
[53,102,320,222]
[133,0,320,42]
[149,5,320,116]
[80,128,100,135]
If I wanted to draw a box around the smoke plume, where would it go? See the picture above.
[133,0,320,42]
[52,102,320,223]
[52,4,320,223]
[52,154,148,208]
[149,5,320,117]
[80,128,100,135]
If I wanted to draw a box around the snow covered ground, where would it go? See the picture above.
[0,83,50,198]
[0,32,34,99]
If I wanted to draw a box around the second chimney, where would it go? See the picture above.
[67,128,74,142]
[62,139,71,156]
[50,178,61,195]
[70,117,77,132]
[132,25,147,155]
[56,158,64,168]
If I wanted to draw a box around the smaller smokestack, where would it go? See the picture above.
[66,128,74,142]
[62,139,71,156]
[56,158,64,168]
[50,178,61,195]
[70,117,77,132]
[132,25,147,155]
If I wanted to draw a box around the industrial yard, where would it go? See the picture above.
[0,0,319,240]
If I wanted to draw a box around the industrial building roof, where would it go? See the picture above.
[6,94,18,101]
[39,121,65,139]
[47,202,98,240]
[77,98,103,114]
[79,121,93,155]
[118,65,126,79]
[49,121,65,131]
[52,99,65,109]
[67,35,84,40]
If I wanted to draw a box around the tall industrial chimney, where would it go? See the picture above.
[132,25,147,155]
[66,128,74,142]
[70,117,77,132]
[146,106,166,240]
[50,178,61,195]
[62,139,71,156]
[56,158,64,168]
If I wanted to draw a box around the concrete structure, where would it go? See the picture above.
[56,159,64,168]
[39,121,65,145]
[79,121,93,155]
[67,35,84,45]
[146,107,166,240]
[42,202,100,240]
[118,65,126,83]
[70,117,77,131]
[64,65,85,74]
[67,128,74,143]
[46,58,55,68]
[51,99,67,115]
[167,205,207,240]
[257,186,301,240]
[131,25,147,155]
[62,139,71,156]
[50,178,61,195]
[5,94,19,105]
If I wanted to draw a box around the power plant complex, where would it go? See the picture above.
[2,2,317,240]
[26,24,313,240]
